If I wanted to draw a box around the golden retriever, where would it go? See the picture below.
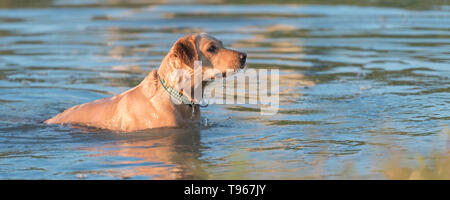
[45,33,247,131]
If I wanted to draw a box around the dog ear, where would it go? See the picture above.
[170,35,198,68]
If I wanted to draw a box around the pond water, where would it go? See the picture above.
[0,0,449,179]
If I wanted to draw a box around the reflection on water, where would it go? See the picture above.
[78,127,205,179]
[0,0,449,179]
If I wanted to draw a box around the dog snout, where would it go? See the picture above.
[239,52,247,68]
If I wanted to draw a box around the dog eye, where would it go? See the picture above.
[207,45,216,52]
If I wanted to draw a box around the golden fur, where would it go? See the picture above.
[45,33,247,132]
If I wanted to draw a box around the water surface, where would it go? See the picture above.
[0,0,449,179]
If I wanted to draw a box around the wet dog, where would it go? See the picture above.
[45,33,247,131]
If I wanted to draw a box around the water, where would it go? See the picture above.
[0,0,449,179]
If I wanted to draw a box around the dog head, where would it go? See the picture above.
[165,33,246,81]
[157,33,246,103]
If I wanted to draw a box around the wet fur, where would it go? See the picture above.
[45,33,246,132]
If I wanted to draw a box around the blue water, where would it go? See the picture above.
[0,0,449,179]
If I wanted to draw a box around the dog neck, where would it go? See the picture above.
[155,58,205,106]
[138,69,201,121]
[158,73,196,106]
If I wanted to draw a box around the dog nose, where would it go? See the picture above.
[240,53,247,61]
[239,53,247,68]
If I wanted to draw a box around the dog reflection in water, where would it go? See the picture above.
[77,127,204,179]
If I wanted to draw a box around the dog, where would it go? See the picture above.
[45,33,247,131]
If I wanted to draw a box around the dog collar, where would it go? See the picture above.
[158,74,208,107]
